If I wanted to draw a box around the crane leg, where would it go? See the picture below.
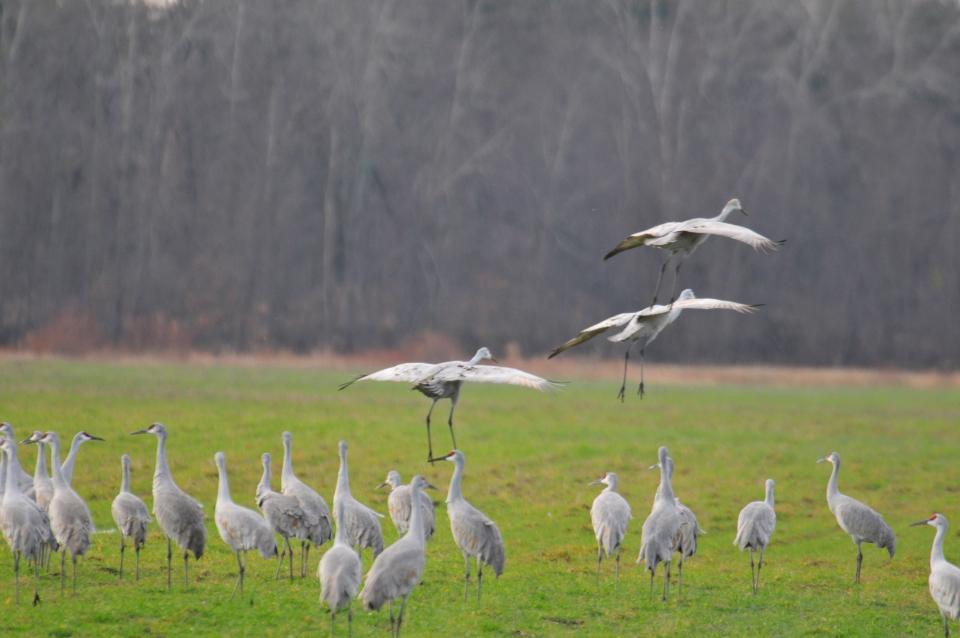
[231,550,245,599]
[596,546,603,584]
[60,548,66,596]
[33,553,40,606]
[184,551,190,587]
[14,551,20,604]
[649,568,655,598]
[300,540,306,578]
[616,549,621,584]
[275,546,285,580]
[463,553,471,602]
[348,603,353,638]
[119,536,125,580]
[447,399,458,450]
[651,258,668,306]
[329,608,335,636]
[286,537,295,581]
[395,594,408,638]
[389,600,395,633]
[942,613,949,637]
[663,561,671,602]
[617,347,632,402]
[855,543,862,584]
[136,544,141,581]
[477,559,483,603]
[72,552,78,594]
[678,556,683,599]
[756,549,764,592]
[166,538,172,590]
[636,348,646,398]
[750,549,756,594]
[425,401,437,463]
[668,262,682,304]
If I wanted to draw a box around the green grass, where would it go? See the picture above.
[0,359,958,636]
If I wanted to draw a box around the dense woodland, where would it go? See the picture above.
[0,0,958,367]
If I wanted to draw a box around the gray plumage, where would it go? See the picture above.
[663,456,703,598]
[112,454,151,580]
[443,449,505,602]
[1,422,35,498]
[257,452,310,581]
[132,423,205,589]
[590,471,631,582]
[214,451,277,596]
[318,498,363,635]
[60,431,104,486]
[0,438,55,605]
[548,290,759,400]
[603,198,782,304]
[638,446,681,601]
[735,478,776,594]
[818,451,895,584]
[333,440,384,558]
[40,431,95,595]
[380,470,436,541]
[280,431,333,577]
[362,475,430,637]
[912,513,960,637]
[339,347,559,462]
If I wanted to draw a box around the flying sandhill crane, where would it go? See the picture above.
[604,198,783,304]
[257,452,309,581]
[111,454,151,580]
[22,432,54,511]
[60,431,104,486]
[818,452,895,583]
[280,431,332,577]
[319,497,363,635]
[131,423,206,589]
[734,478,776,594]
[379,470,436,541]
[589,472,631,583]
[663,456,704,598]
[334,441,384,558]
[442,449,505,602]
[339,348,560,462]
[912,513,960,637]
[0,422,35,497]
[35,431,94,595]
[214,451,277,597]
[0,437,54,605]
[549,290,759,400]
[638,446,681,601]
[362,475,431,638]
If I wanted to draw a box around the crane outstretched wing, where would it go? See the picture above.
[677,220,784,252]
[338,363,438,390]
[437,365,561,391]
[603,222,682,260]
[635,298,761,318]
[548,312,638,358]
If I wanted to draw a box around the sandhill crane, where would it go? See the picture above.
[663,456,703,598]
[319,498,363,635]
[0,438,54,605]
[362,475,430,637]
[589,472,631,583]
[818,452,895,583]
[604,198,782,304]
[131,423,206,589]
[549,291,759,400]
[214,451,277,597]
[280,431,332,577]
[22,432,54,511]
[35,431,94,595]
[0,422,35,497]
[638,446,681,601]
[735,478,776,594]
[60,431,104,486]
[257,452,309,581]
[334,441,384,558]
[379,470,436,541]
[339,348,560,462]
[912,513,960,637]
[442,450,505,602]
[111,454,151,580]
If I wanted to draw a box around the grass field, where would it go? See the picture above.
[0,358,958,636]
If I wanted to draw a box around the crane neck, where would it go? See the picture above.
[61,434,84,485]
[0,449,7,497]
[336,447,351,498]
[826,459,840,503]
[764,483,775,508]
[49,437,68,489]
[3,436,25,485]
[715,206,734,223]
[407,484,425,547]
[216,459,232,504]
[446,457,465,503]
[33,440,49,482]
[333,498,349,545]
[605,476,618,493]
[931,524,948,566]
[468,350,484,366]
[656,463,675,503]
[258,458,271,499]
[154,431,172,484]
[2,447,18,498]
[281,436,294,487]
[120,459,131,493]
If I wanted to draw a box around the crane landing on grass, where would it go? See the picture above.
[339,348,560,462]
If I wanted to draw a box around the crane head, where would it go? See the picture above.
[20,430,44,445]
[724,198,747,216]
[76,431,104,443]
[911,513,946,528]
[378,470,401,490]
[816,451,839,465]
[130,422,166,437]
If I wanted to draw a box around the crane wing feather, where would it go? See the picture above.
[677,220,783,252]
[433,364,561,391]
[339,363,438,389]
[548,312,637,358]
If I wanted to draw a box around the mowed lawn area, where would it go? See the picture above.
[0,358,957,636]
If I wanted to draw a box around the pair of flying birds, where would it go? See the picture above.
[341,199,782,458]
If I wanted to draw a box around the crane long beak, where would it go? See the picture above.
[425,482,438,491]
[589,479,603,486]
[130,429,149,435]
[21,438,37,445]
[89,434,105,441]
[816,457,826,463]
[376,482,388,489]
[741,208,749,216]
[649,463,660,470]
[910,520,931,527]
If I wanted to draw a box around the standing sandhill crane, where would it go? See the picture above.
[638,446,681,601]
[111,454,151,580]
[442,450,505,602]
[589,472,631,583]
[257,452,310,581]
[0,438,54,605]
[0,422,35,497]
[818,452,895,583]
[379,470,436,541]
[662,456,704,598]
[604,198,783,304]
[280,431,332,577]
[339,348,560,462]
[334,441,384,558]
[22,432,54,511]
[549,290,759,400]
[362,475,431,637]
[319,498,363,635]
[60,431,104,486]
[735,478,776,594]
[213,452,277,597]
[34,431,94,595]
[131,423,206,589]
[912,513,960,637]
